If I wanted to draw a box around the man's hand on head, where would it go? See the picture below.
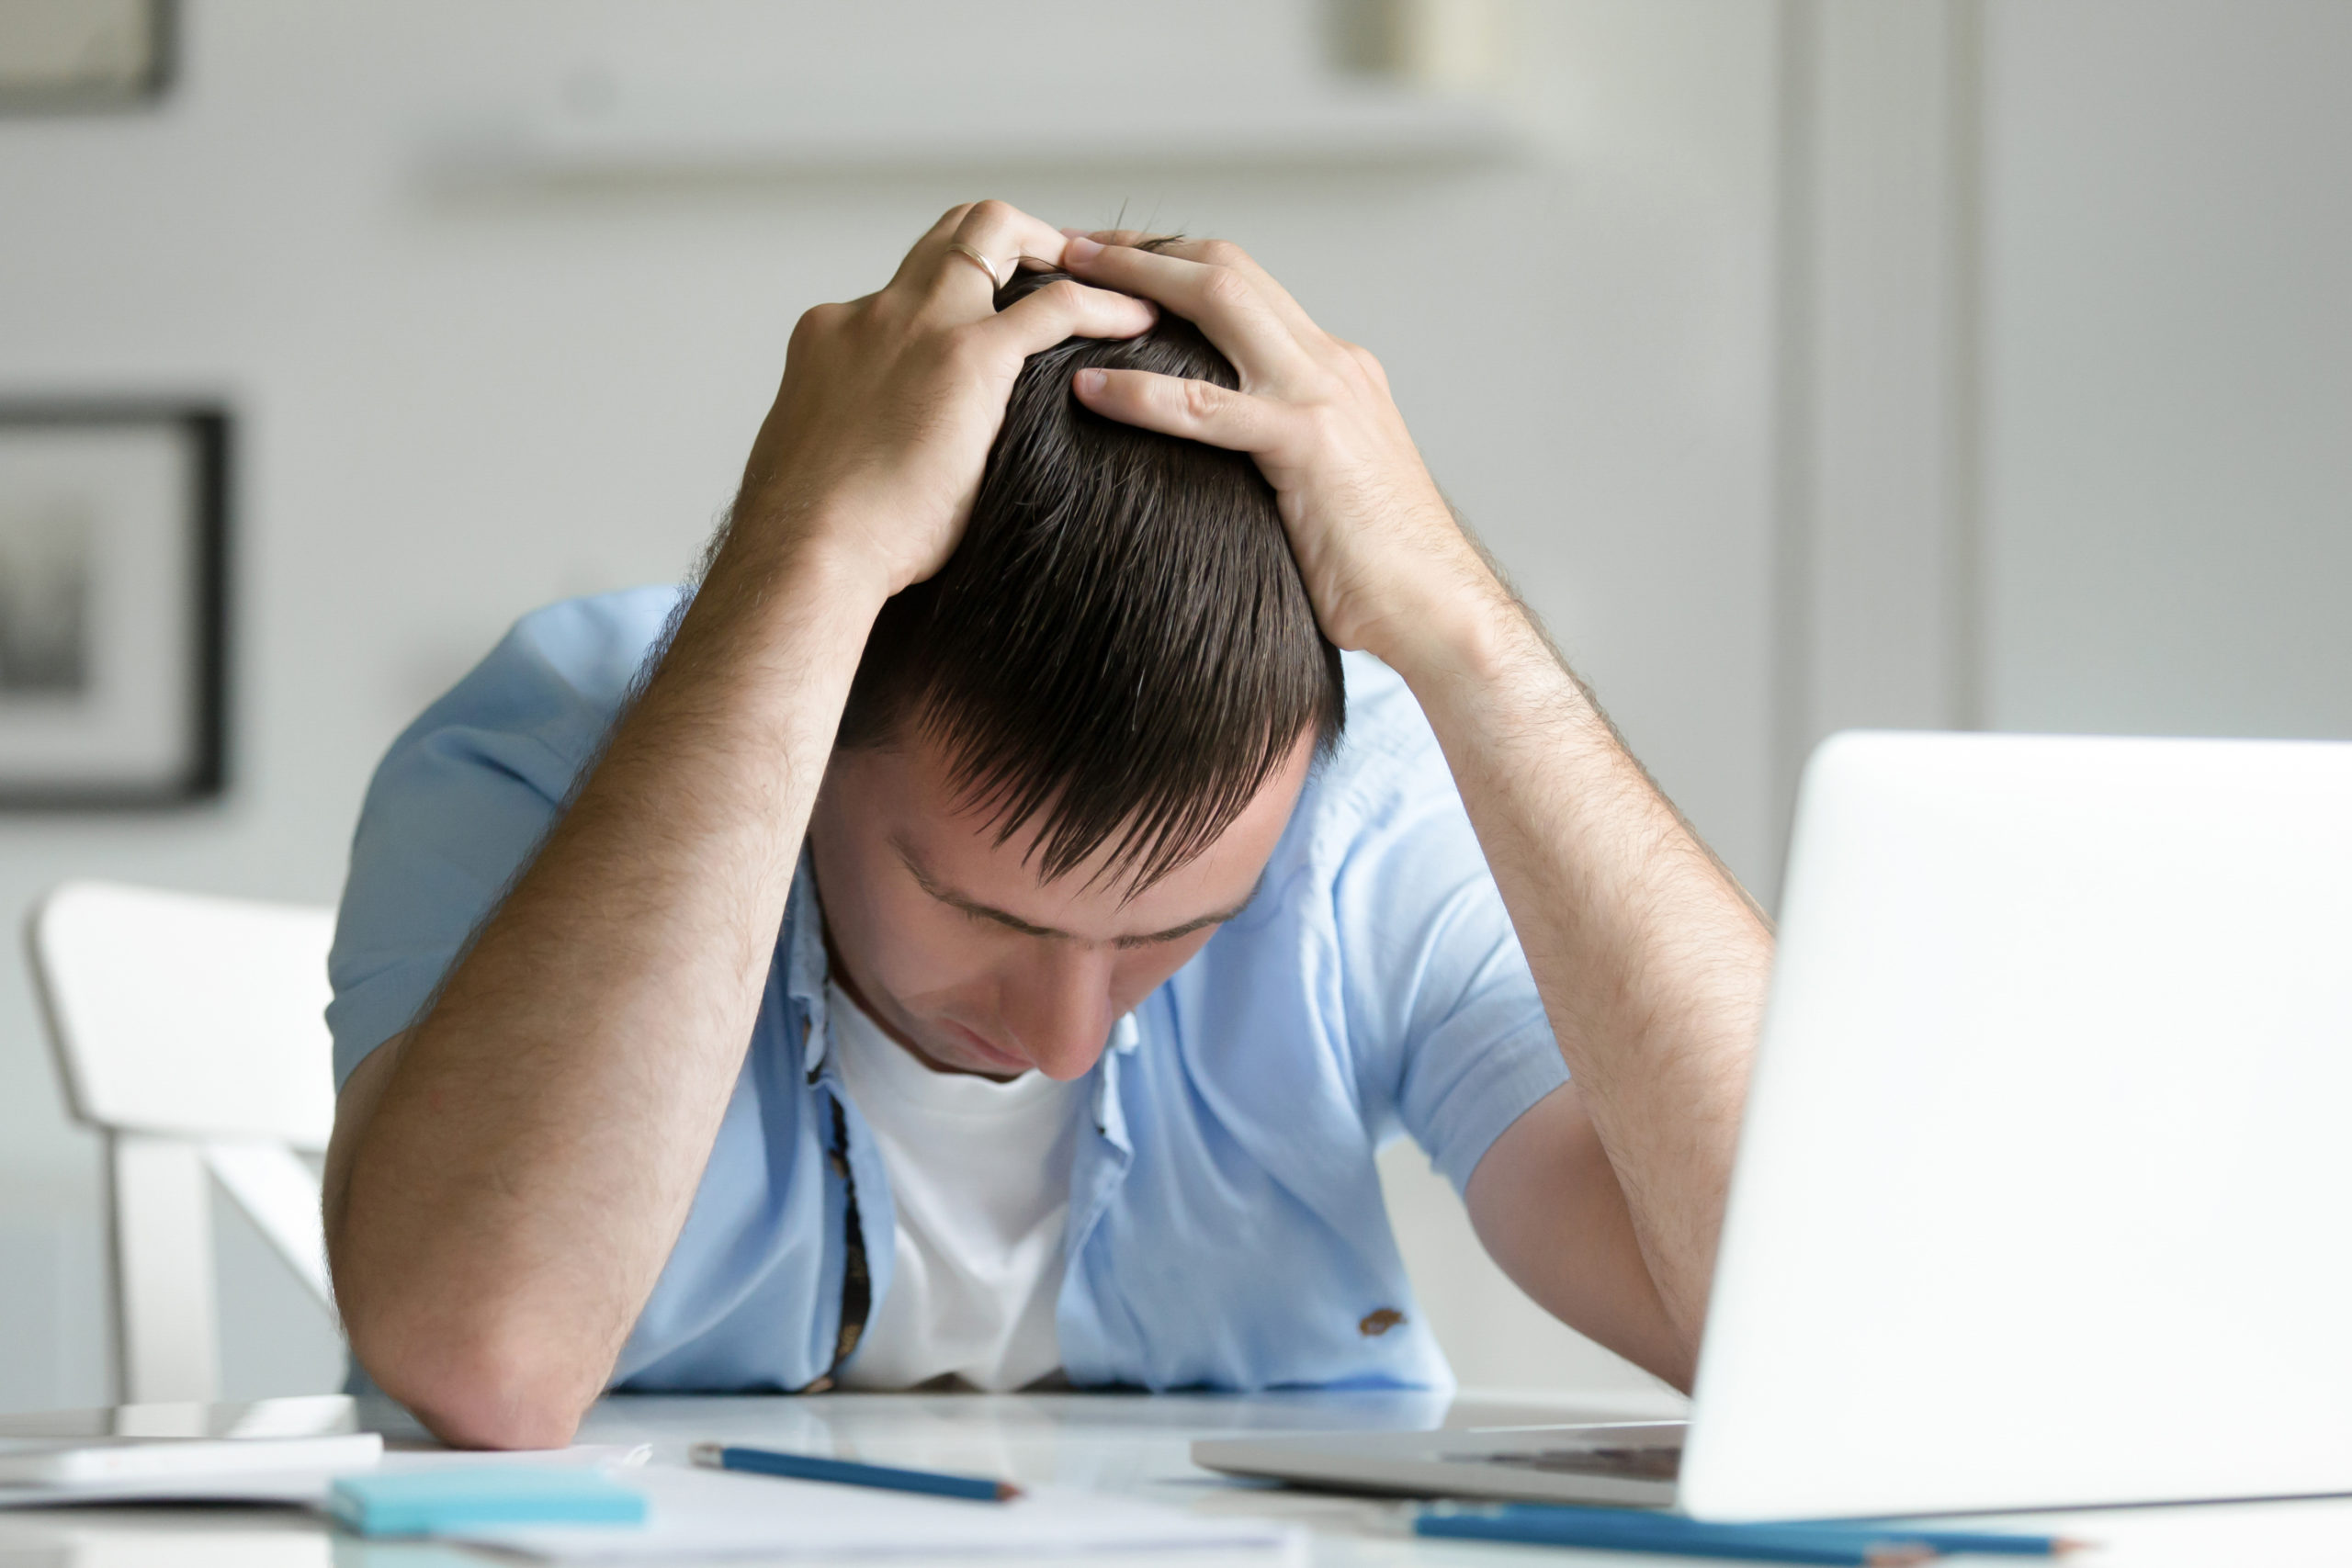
[729,202,1154,606]
[1057,233,1502,672]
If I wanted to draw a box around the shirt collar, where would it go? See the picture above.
[784,849,831,1079]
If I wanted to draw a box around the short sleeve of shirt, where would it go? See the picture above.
[1322,656,1569,1195]
[325,587,683,1089]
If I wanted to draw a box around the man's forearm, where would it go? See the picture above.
[1047,228,1763,1367]
[328,527,886,1446]
[1386,581,1771,1353]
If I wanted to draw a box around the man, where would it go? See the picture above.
[322,202,1770,1449]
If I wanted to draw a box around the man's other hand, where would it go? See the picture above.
[1059,233,1498,669]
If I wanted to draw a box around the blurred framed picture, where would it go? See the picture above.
[0,407,227,806]
[0,0,171,111]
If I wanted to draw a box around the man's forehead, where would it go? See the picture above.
[886,824,1236,933]
[867,731,1312,928]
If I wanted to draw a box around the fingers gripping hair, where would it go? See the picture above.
[838,244,1345,893]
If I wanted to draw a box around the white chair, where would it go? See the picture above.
[26,880,341,1404]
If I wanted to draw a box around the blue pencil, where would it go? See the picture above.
[1416,1503,1938,1565]
[1808,1524,2086,1556]
[1458,1503,2086,1559]
[689,1442,1022,1503]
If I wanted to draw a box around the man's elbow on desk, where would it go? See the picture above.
[345,1304,602,1451]
[324,1036,611,1449]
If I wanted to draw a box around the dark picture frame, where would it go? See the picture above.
[0,0,174,114]
[0,405,228,807]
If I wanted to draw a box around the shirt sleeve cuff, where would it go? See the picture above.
[1419,1019,1572,1196]
[326,956,452,1089]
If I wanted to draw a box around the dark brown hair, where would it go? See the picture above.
[837,262,1345,892]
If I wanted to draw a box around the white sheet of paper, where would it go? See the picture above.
[452,1463,1299,1561]
[0,1432,382,1486]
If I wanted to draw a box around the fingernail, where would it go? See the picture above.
[1075,368,1107,396]
[1065,234,1103,263]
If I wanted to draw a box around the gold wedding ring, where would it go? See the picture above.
[945,242,1005,290]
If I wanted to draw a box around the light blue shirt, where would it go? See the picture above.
[328,587,1568,1393]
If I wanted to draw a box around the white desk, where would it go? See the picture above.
[1,1388,2347,1564]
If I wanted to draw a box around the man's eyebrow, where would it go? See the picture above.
[1114,897,1256,948]
[889,837,1258,946]
[893,840,1065,937]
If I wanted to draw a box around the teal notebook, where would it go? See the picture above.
[328,1467,647,1537]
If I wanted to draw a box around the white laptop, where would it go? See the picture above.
[1197,730,2352,1520]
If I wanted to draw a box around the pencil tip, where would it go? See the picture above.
[997,1482,1025,1501]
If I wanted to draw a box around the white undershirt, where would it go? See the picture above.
[830,983,1082,1392]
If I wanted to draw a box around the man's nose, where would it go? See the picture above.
[1003,944,1115,1081]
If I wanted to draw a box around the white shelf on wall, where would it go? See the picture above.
[440,80,1527,182]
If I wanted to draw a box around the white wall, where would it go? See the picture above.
[1780,0,2352,847]
[0,0,1777,1406]
[1978,0,2352,741]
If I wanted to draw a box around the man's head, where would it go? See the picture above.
[808,262,1343,1080]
